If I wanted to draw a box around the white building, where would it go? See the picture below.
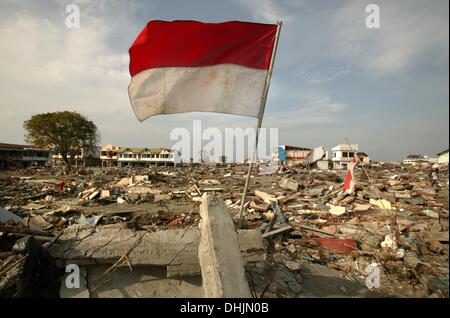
[403,155,438,166]
[116,147,177,167]
[331,144,369,170]
[272,145,311,166]
[53,146,100,166]
[100,144,120,167]
[437,149,449,164]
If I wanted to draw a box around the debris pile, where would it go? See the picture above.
[1,162,448,297]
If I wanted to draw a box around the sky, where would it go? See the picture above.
[0,0,448,161]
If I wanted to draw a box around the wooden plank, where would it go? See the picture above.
[262,225,293,238]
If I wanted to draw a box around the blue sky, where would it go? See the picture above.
[0,0,448,161]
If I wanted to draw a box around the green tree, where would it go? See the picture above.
[24,111,100,171]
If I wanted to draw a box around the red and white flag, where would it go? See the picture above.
[343,158,357,194]
[128,20,278,122]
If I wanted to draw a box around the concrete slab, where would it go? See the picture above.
[88,265,202,298]
[49,224,265,278]
[198,195,252,298]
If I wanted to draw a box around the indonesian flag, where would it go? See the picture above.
[343,158,357,194]
[128,20,278,122]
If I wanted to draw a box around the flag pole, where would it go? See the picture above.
[238,21,282,228]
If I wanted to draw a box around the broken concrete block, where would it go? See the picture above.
[88,265,202,298]
[167,230,265,278]
[116,177,132,187]
[258,165,278,175]
[422,231,449,243]
[380,193,396,203]
[403,196,425,206]
[128,186,161,195]
[0,207,45,232]
[198,195,252,298]
[358,232,382,248]
[255,190,276,203]
[48,224,264,278]
[308,187,326,197]
[421,275,449,294]
[388,180,402,186]
[279,178,299,192]
[283,260,301,271]
[404,252,420,269]
[422,210,439,219]
[133,175,149,183]
[99,190,110,200]
[154,194,172,202]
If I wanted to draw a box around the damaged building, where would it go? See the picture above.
[52,147,101,167]
[0,143,51,170]
[331,144,370,170]
[308,146,332,170]
[272,145,311,166]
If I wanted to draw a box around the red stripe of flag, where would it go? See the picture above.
[129,20,277,77]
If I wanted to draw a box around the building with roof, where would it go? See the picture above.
[437,149,449,164]
[52,147,101,166]
[100,144,120,167]
[331,144,370,170]
[0,143,51,170]
[272,145,311,166]
[100,145,177,167]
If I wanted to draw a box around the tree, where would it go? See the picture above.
[24,111,100,171]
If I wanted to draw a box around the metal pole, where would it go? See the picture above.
[238,21,282,228]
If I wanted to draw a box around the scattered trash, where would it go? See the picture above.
[326,203,346,216]
[258,165,278,175]
[422,209,439,219]
[370,198,392,210]
[0,160,448,298]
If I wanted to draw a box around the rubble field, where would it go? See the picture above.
[1,162,448,298]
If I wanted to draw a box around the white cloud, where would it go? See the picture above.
[237,0,292,22]
[332,0,449,77]
[266,94,347,127]
[284,65,352,84]
[0,6,132,144]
